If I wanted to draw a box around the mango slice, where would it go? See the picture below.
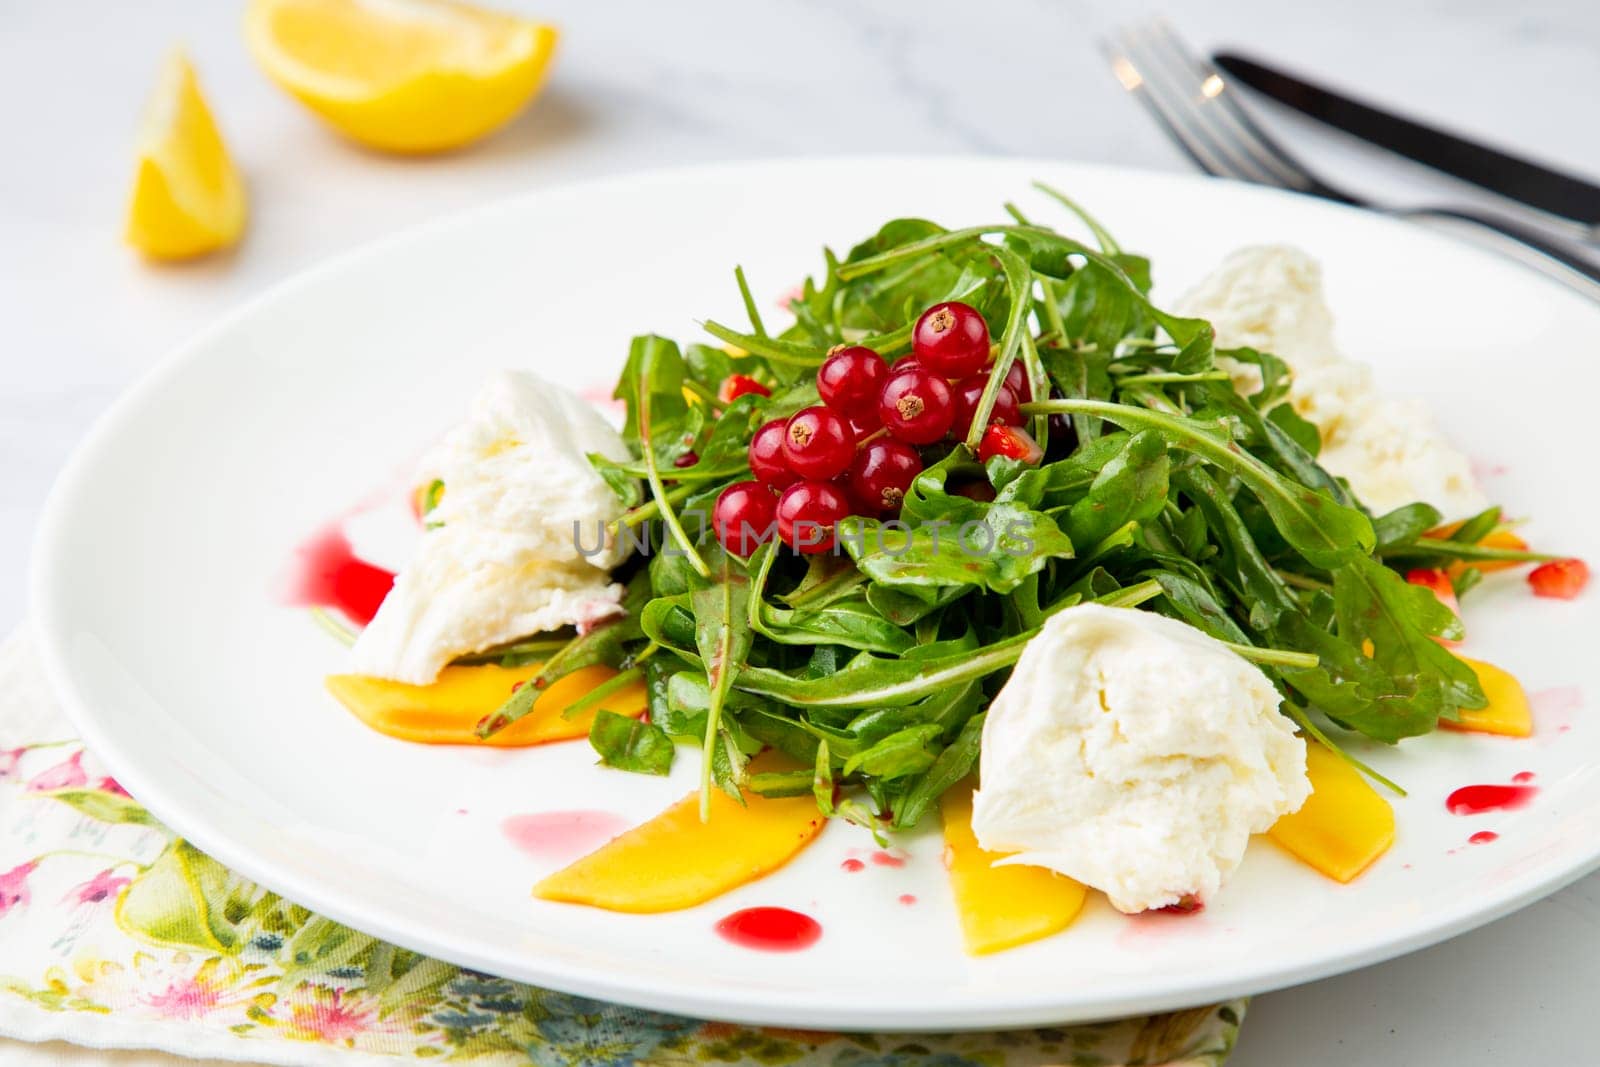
[534,753,824,913]
[326,663,644,746]
[1269,743,1394,883]
[1442,657,1533,738]
[939,784,1088,956]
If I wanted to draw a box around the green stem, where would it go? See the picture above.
[638,340,710,579]
[1115,371,1233,386]
[1033,181,1122,254]
[681,379,722,410]
[1226,643,1320,669]
[1384,541,1556,564]
[310,607,357,647]
[561,667,643,720]
[1284,703,1405,797]
[1095,579,1163,609]
[964,246,1033,450]
[734,265,767,338]
[701,320,824,367]
[1276,570,1332,592]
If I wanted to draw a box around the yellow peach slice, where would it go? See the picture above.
[1443,658,1533,738]
[534,752,824,913]
[326,663,643,746]
[1269,743,1394,883]
[939,783,1088,956]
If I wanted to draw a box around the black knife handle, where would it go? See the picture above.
[1216,52,1600,227]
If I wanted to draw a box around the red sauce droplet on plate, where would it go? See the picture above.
[1446,783,1538,816]
[898,893,917,906]
[1512,771,1536,784]
[869,849,907,868]
[839,858,865,873]
[288,524,395,625]
[1469,830,1500,845]
[1153,895,1204,915]
[715,907,822,952]
[502,811,629,861]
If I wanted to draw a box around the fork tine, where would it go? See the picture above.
[1117,21,1301,191]
[1100,30,1244,183]
[1140,19,1328,195]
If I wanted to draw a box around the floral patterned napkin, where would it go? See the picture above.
[0,626,1244,1067]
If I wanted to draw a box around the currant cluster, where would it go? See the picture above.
[711,301,1046,557]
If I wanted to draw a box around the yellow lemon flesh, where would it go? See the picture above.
[125,52,247,260]
[246,0,558,153]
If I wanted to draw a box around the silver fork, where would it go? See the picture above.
[1103,19,1600,296]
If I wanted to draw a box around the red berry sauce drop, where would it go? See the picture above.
[1446,782,1539,816]
[288,524,395,626]
[1468,830,1500,845]
[714,907,822,952]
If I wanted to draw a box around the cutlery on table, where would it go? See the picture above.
[1101,20,1600,297]
[1213,51,1600,239]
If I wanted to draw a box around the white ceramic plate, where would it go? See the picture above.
[32,158,1600,1030]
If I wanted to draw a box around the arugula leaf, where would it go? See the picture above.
[1028,398,1375,569]
[1064,430,1169,549]
[838,503,1073,594]
[589,710,675,775]
[691,550,753,813]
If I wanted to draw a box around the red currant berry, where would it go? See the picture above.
[846,439,923,516]
[749,419,798,489]
[912,301,990,377]
[816,345,888,419]
[950,376,1022,439]
[847,413,881,440]
[712,481,778,556]
[782,405,856,481]
[673,450,699,469]
[1002,360,1032,402]
[718,374,771,404]
[776,480,851,554]
[878,367,954,445]
[977,424,1044,465]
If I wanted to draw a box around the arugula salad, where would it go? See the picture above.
[446,183,1555,842]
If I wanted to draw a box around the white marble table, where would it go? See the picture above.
[3,1,1597,1062]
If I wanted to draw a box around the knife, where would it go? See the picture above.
[1213,51,1600,228]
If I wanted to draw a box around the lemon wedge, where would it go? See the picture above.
[125,52,248,261]
[245,0,559,154]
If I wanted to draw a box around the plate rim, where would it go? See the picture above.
[30,154,1600,1030]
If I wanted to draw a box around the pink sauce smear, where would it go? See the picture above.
[869,849,907,868]
[1446,782,1539,816]
[287,524,395,626]
[839,858,865,873]
[502,811,630,861]
[715,907,822,952]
